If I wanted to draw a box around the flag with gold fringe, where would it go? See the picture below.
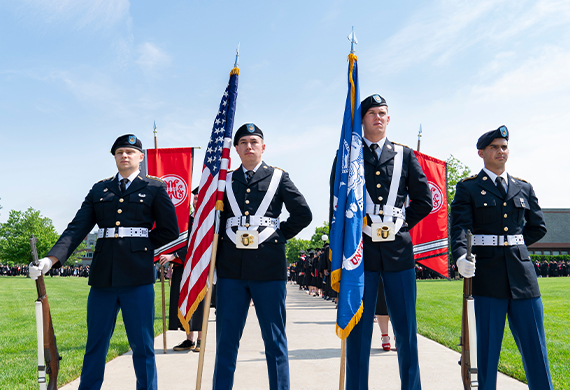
[177,65,239,332]
[330,50,365,339]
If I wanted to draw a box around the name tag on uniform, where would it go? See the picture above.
[371,222,396,242]
[236,230,259,249]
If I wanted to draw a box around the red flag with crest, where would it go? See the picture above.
[410,151,449,278]
[144,147,194,262]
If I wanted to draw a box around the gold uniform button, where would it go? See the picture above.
[117,209,122,214]
[104,188,108,192]
[503,202,507,206]
[145,248,148,251]
[116,221,121,226]
[246,188,251,193]
[504,227,509,232]
[119,198,124,203]
[376,184,381,188]
[245,223,250,228]
[483,176,488,181]
[378,196,383,201]
[376,171,380,176]
[100,198,103,201]
[114,233,119,238]
[140,199,143,203]
[379,210,384,215]
[245,211,249,216]
[245,200,250,204]
[275,239,278,243]
[504,214,507,218]
[504,242,509,246]
[484,203,487,206]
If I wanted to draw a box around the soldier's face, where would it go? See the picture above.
[235,135,265,166]
[478,138,509,171]
[362,106,390,142]
[114,147,144,173]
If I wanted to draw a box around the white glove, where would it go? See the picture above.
[29,257,53,280]
[457,253,476,278]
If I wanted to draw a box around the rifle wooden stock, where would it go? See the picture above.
[31,235,61,390]
[459,230,478,389]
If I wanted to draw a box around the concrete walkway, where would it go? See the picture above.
[61,283,527,389]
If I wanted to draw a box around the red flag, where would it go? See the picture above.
[177,67,239,331]
[144,147,194,263]
[410,151,449,278]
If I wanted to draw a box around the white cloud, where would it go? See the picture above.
[371,0,570,73]
[18,0,130,30]
[135,42,173,73]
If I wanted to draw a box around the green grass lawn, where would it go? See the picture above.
[0,276,170,390]
[416,277,570,389]
[2,276,568,389]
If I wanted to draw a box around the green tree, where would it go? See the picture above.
[285,237,310,264]
[310,221,330,249]
[446,154,471,210]
[67,240,89,266]
[0,208,59,264]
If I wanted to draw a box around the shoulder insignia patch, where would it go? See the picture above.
[391,141,411,149]
[97,176,114,183]
[461,174,478,182]
[512,176,529,183]
[271,166,285,172]
[146,175,164,183]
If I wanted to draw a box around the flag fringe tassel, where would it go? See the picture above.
[230,67,240,76]
[336,301,364,340]
[178,284,208,334]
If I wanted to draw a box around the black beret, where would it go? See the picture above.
[476,125,509,149]
[233,123,264,146]
[111,134,143,154]
[192,186,199,195]
[361,94,387,118]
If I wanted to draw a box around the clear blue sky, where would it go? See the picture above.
[1,0,569,239]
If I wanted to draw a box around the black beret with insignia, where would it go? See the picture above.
[233,123,264,146]
[111,134,143,154]
[361,94,387,118]
[476,125,509,150]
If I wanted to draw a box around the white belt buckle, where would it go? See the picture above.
[371,222,395,242]
[236,230,259,249]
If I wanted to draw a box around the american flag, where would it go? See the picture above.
[178,67,239,330]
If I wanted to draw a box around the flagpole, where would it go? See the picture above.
[337,26,359,390]
[154,121,168,355]
[417,124,422,152]
[195,209,221,390]
[339,338,347,390]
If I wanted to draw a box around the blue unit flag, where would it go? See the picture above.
[330,52,365,339]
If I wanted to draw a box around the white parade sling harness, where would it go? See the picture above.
[225,169,283,249]
[362,143,406,242]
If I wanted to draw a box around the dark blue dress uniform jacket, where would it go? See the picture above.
[329,139,432,272]
[47,174,179,288]
[216,163,312,281]
[450,169,547,299]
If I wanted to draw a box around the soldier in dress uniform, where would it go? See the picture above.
[29,134,179,390]
[213,123,312,390]
[450,126,553,390]
[330,94,432,390]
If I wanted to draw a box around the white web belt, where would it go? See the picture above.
[225,169,283,245]
[363,144,406,238]
[98,227,149,238]
[472,234,524,246]
[226,216,280,230]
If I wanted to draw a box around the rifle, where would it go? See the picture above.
[459,230,478,388]
[30,235,61,390]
